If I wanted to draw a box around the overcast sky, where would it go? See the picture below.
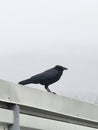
[0,0,98,103]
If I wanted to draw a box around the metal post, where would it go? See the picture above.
[8,104,20,130]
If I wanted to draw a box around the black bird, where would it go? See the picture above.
[18,65,68,94]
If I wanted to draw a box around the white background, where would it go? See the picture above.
[0,0,98,103]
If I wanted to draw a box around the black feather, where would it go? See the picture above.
[18,65,68,94]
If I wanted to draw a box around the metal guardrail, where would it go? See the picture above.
[0,80,98,130]
[8,104,20,130]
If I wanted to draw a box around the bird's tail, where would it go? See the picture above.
[18,78,32,85]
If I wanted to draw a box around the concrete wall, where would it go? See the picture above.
[0,79,98,130]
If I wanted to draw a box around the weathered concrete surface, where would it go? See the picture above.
[0,79,98,129]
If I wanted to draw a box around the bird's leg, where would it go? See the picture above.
[45,85,51,92]
[45,85,56,94]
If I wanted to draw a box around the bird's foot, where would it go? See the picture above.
[52,92,56,94]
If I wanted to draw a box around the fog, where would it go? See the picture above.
[0,0,98,103]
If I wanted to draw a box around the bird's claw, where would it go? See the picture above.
[52,92,56,94]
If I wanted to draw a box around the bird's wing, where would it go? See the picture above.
[40,69,58,80]
[30,68,58,82]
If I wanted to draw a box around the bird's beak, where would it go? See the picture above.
[64,67,68,70]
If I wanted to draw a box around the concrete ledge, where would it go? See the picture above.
[0,108,13,125]
[0,79,98,129]
[20,114,97,130]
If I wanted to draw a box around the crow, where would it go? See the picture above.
[18,65,68,94]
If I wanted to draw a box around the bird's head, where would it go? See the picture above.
[55,65,68,71]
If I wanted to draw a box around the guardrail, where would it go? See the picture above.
[0,79,98,130]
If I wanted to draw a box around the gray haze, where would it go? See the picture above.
[0,0,98,103]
